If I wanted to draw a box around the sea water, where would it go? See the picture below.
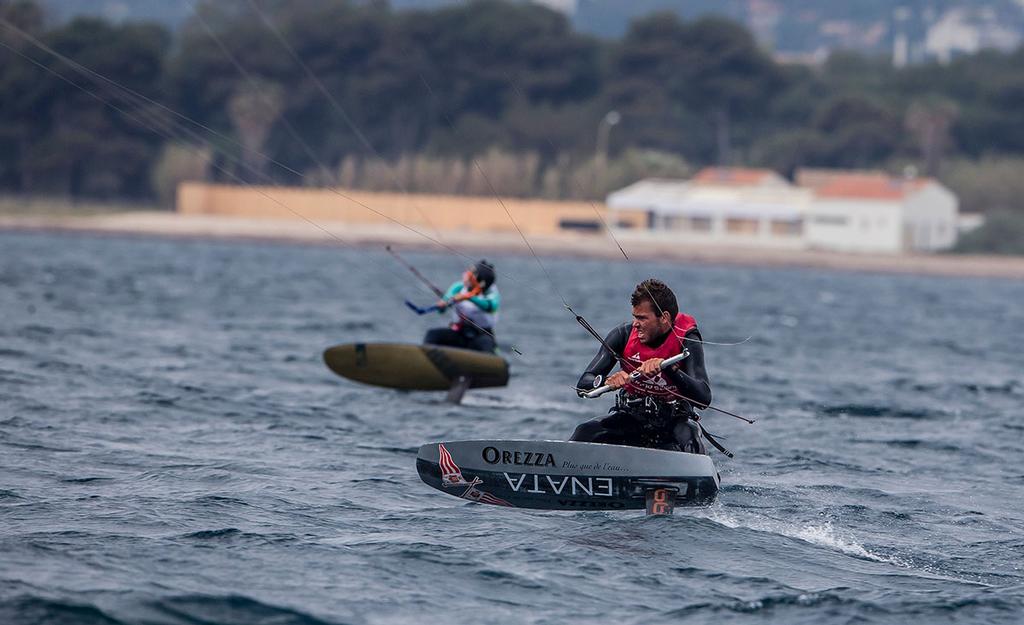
[2,231,1022,624]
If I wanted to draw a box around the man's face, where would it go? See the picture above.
[462,268,477,289]
[632,300,672,345]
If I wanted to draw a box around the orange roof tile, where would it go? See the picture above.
[692,167,780,186]
[797,169,931,200]
[796,168,887,189]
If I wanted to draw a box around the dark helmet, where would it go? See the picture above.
[473,260,496,289]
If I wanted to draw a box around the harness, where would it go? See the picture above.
[613,391,690,450]
[614,391,733,457]
[615,392,691,425]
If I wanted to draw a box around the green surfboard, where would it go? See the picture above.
[322,343,509,392]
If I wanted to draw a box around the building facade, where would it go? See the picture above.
[607,169,813,250]
[608,167,959,254]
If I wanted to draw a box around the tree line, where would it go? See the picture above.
[1,0,1023,250]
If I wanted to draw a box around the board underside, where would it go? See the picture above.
[323,343,509,391]
[417,440,719,510]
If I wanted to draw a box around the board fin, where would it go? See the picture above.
[645,487,679,516]
[446,375,472,404]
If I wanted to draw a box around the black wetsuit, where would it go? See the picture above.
[571,323,712,453]
[423,325,496,353]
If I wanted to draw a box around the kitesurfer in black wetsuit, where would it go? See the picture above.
[423,260,500,353]
[571,279,712,453]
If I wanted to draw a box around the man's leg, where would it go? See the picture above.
[423,327,465,348]
[570,410,643,446]
[466,330,496,353]
[672,418,707,454]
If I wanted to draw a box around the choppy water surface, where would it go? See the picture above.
[2,231,1023,625]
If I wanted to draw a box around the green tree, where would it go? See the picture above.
[0,0,44,46]
[1,14,170,196]
[904,97,957,176]
[810,94,900,168]
[671,16,786,166]
[607,13,785,165]
[605,13,700,157]
[0,1,48,190]
[954,211,1024,255]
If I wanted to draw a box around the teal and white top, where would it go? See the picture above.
[443,280,500,330]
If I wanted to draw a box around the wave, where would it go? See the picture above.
[144,594,350,625]
[664,591,864,618]
[663,590,1023,623]
[818,403,939,419]
[0,595,125,625]
[181,528,243,540]
[0,370,44,386]
[0,594,352,625]
[179,529,301,545]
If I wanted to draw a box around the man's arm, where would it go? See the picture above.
[575,323,630,396]
[436,281,463,312]
[662,329,712,408]
[466,286,499,313]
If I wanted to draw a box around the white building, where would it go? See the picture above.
[607,167,959,254]
[924,8,1021,64]
[607,168,812,250]
[798,169,958,253]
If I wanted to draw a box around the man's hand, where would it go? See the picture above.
[637,357,664,376]
[605,359,664,390]
[605,371,631,388]
[436,299,449,311]
[452,288,481,303]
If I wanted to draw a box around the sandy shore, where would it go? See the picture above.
[3,210,1023,279]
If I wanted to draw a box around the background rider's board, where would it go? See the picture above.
[417,439,719,512]
[323,343,509,394]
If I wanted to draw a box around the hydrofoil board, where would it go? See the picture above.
[323,343,509,401]
[417,439,719,511]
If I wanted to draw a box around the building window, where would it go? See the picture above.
[690,216,712,232]
[770,220,803,236]
[664,216,686,230]
[559,219,601,232]
[725,217,758,234]
[813,215,848,226]
[663,216,712,232]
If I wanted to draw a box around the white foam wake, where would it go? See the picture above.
[699,506,886,562]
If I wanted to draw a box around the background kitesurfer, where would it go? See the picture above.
[571,279,712,453]
[423,260,500,353]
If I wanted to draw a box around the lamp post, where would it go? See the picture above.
[594,110,620,196]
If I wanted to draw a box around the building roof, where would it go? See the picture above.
[692,167,788,187]
[796,168,933,200]
[606,178,691,208]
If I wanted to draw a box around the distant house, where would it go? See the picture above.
[924,8,1021,64]
[607,168,812,249]
[797,169,958,253]
[606,167,959,254]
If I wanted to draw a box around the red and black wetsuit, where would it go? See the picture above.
[570,318,712,452]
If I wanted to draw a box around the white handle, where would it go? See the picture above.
[582,349,689,399]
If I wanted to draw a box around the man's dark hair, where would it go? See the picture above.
[631,279,678,319]
[474,260,495,289]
